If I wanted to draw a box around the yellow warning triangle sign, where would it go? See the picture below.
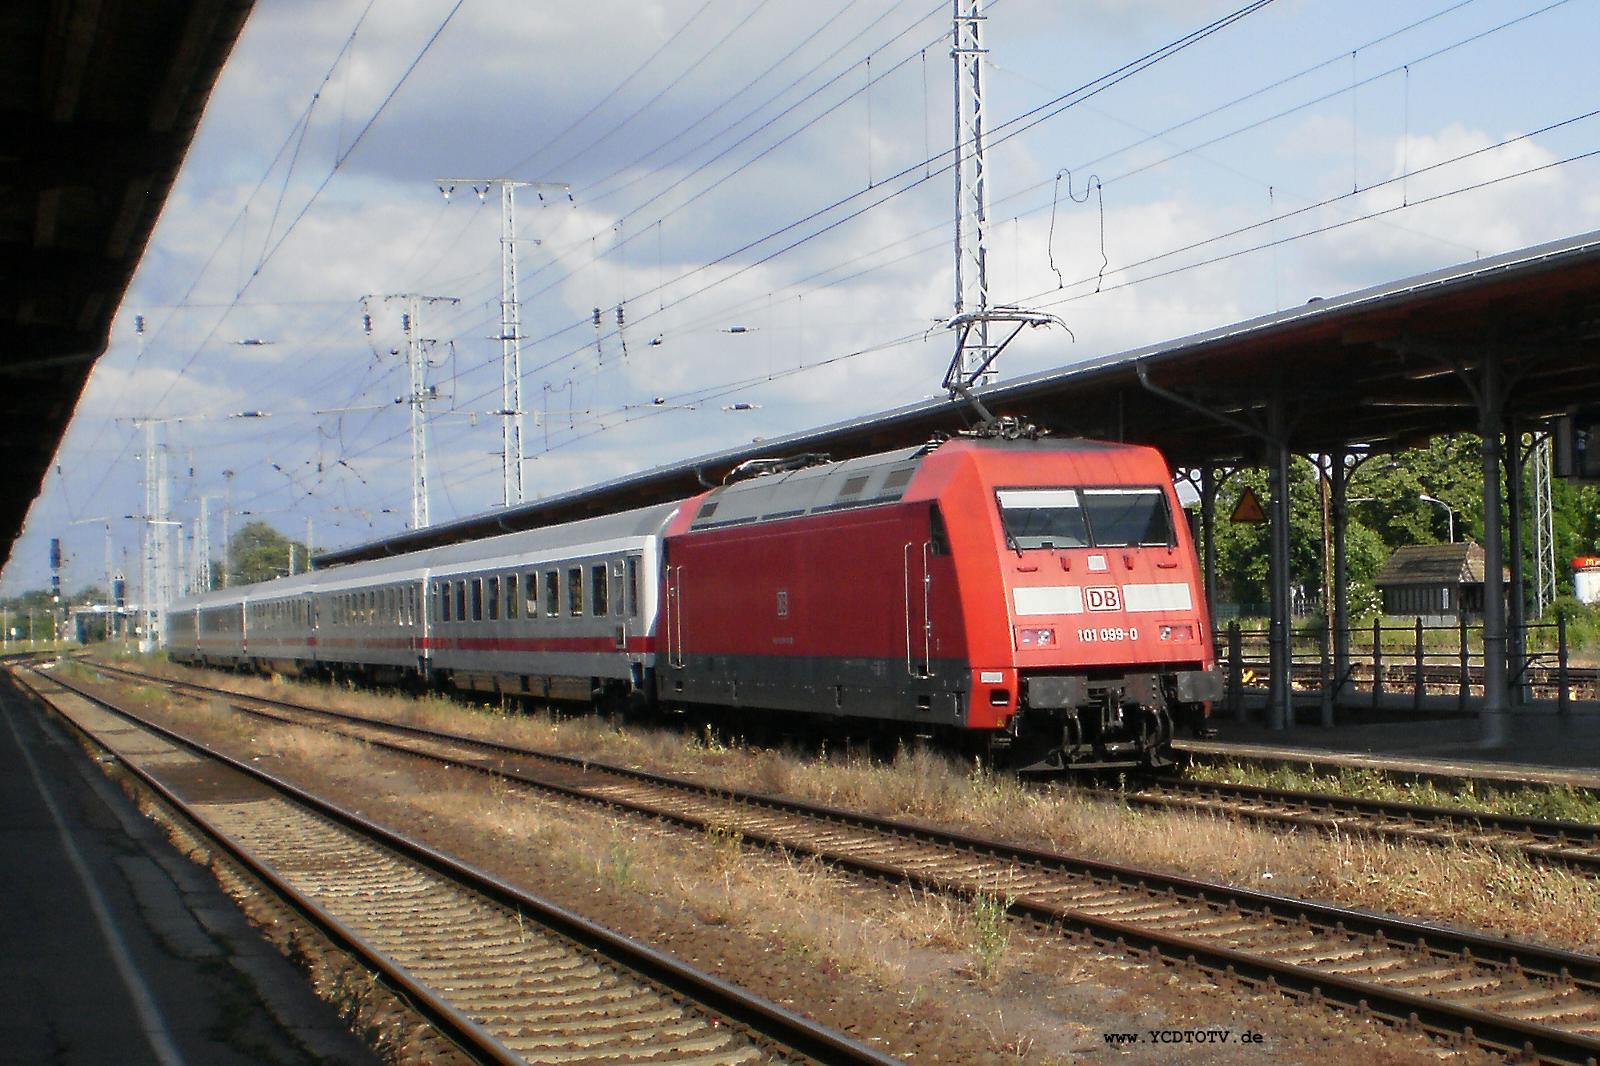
[1230,487,1267,524]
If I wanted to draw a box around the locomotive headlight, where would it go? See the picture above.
[1018,627,1056,647]
[1159,623,1196,641]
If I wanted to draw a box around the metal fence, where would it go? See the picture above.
[1213,615,1586,719]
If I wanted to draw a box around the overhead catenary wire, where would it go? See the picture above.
[71,0,465,513]
[103,0,1587,544]
[206,0,1542,524]
[389,0,1281,419]
[318,115,1600,518]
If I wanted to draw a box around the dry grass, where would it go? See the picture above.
[1190,759,1600,823]
[93,655,1600,954]
[229,714,987,989]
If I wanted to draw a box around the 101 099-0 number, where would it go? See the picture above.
[1079,626,1137,642]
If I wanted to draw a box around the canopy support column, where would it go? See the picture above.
[1505,421,1529,705]
[1477,348,1510,741]
[1266,400,1292,731]
[1329,448,1351,696]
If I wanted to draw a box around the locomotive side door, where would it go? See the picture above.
[903,541,932,677]
[664,563,685,668]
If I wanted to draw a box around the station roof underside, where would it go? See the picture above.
[323,228,1600,567]
[0,1,253,574]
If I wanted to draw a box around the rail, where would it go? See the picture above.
[68,659,1600,1063]
[13,664,901,1066]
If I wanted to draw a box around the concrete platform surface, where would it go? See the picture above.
[0,674,379,1066]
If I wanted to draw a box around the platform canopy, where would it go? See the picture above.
[0,1,254,573]
[319,228,1600,567]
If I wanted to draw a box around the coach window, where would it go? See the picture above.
[469,578,483,621]
[591,564,608,616]
[544,570,559,617]
[504,573,518,619]
[486,576,500,621]
[440,583,451,622]
[567,567,584,616]
[455,580,467,623]
[523,572,538,618]
[626,557,640,617]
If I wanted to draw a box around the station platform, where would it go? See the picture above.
[0,672,378,1066]
[1181,704,1600,792]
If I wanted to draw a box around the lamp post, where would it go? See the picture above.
[1419,493,1456,542]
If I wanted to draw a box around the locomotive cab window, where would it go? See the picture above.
[996,489,1090,550]
[1080,488,1175,547]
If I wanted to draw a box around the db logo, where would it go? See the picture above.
[1086,586,1122,612]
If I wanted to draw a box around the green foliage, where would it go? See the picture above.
[0,589,62,642]
[228,521,308,587]
[1529,596,1600,652]
[1204,434,1600,613]
[968,889,1013,982]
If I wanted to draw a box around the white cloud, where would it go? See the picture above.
[8,1,1600,593]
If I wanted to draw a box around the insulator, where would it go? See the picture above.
[362,313,372,334]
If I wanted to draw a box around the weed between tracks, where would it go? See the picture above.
[1189,759,1600,823]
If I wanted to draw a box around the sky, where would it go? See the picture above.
[9,0,1600,598]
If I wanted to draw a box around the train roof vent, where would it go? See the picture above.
[881,466,915,492]
[838,474,870,497]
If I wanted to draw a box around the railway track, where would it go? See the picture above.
[73,660,1600,1064]
[11,664,898,1066]
[1083,778,1600,876]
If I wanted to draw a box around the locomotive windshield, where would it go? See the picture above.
[997,487,1173,549]
[1080,488,1174,547]
[995,489,1090,549]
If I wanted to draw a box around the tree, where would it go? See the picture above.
[0,588,61,642]
[229,521,308,586]
[1203,433,1600,617]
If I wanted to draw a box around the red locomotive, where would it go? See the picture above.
[169,428,1216,771]
[659,431,1216,770]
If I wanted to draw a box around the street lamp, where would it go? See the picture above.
[1419,494,1456,543]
